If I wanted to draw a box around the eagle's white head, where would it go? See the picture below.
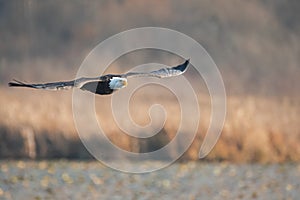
[109,77,128,90]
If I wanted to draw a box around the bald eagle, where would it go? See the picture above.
[8,59,190,95]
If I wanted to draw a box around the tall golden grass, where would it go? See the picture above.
[1,86,299,163]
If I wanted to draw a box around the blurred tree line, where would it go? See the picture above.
[0,0,299,96]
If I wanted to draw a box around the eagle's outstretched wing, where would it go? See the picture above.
[122,59,190,78]
[8,77,105,91]
[8,75,120,95]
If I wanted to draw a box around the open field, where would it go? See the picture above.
[0,160,299,200]
[1,87,299,163]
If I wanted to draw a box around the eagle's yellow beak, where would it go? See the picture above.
[122,79,128,87]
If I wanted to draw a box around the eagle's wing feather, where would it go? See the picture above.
[8,79,75,90]
[8,77,107,91]
[123,59,189,78]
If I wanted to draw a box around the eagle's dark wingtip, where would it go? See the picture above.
[8,79,18,87]
[8,81,21,87]
[8,79,33,88]
[185,58,190,65]
[173,58,190,72]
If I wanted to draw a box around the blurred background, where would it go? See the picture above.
[0,0,299,199]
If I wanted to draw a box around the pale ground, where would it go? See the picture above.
[0,160,299,200]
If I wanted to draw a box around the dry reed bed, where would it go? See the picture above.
[0,87,299,162]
